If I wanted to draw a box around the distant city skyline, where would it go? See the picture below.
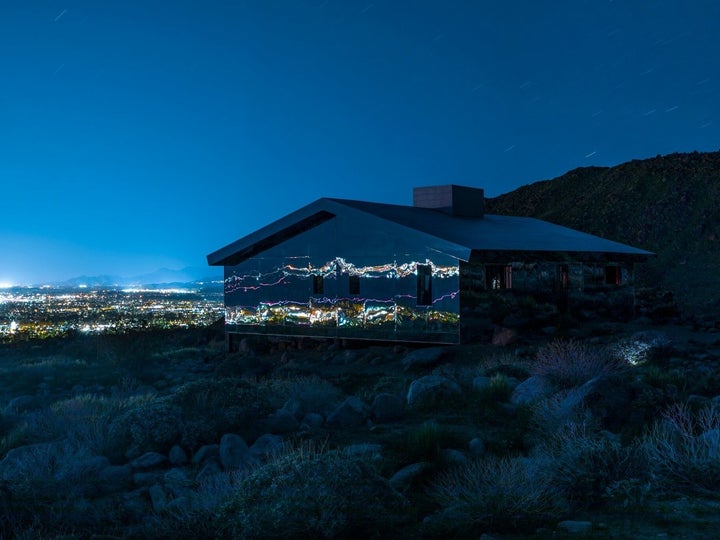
[2,1,719,285]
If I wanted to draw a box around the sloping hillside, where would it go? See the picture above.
[486,151,720,312]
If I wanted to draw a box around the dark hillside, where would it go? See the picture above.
[486,150,720,312]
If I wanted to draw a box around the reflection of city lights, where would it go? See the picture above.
[225,257,459,293]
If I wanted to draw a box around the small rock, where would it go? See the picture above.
[468,438,485,455]
[300,412,325,430]
[219,433,254,470]
[472,376,492,392]
[164,467,193,489]
[195,460,222,482]
[168,445,188,465]
[4,395,37,414]
[266,409,300,434]
[406,375,462,408]
[557,520,593,534]
[389,462,431,492]
[326,396,367,428]
[133,471,164,486]
[130,452,167,470]
[191,444,220,466]
[250,434,284,460]
[510,375,553,405]
[371,393,405,422]
[441,448,467,466]
[149,484,167,513]
[97,464,133,495]
[402,347,448,370]
[343,443,383,461]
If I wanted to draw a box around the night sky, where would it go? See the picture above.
[2,1,719,285]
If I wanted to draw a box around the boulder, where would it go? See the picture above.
[371,393,405,422]
[326,396,367,428]
[402,347,448,370]
[249,434,284,460]
[406,375,462,409]
[510,375,553,405]
[219,433,256,470]
[266,409,300,434]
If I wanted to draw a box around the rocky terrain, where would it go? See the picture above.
[2,317,720,538]
[486,150,720,315]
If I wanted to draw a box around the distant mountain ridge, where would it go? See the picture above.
[52,266,223,288]
[486,150,720,313]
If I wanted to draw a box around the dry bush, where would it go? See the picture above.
[430,456,568,531]
[641,402,720,496]
[532,421,643,510]
[531,339,623,388]
[216,445,409,539]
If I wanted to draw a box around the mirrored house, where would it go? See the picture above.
[207,185,653,346]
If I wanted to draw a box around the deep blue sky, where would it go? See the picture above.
[2,1,719,285]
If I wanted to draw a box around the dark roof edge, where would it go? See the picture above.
[207,199,336,266]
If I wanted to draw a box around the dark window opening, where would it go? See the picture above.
[349,275,360,295]
[605,265,621,286]
[313,275,324,294]
[486,265,512,290]
[416,264,433,305]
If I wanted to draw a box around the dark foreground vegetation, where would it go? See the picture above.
[2,318,720,538]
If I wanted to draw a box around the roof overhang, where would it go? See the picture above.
[207,201,335,266]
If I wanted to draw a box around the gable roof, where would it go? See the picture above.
[208,197,653,266]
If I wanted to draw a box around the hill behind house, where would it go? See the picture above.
[486,150,720,314]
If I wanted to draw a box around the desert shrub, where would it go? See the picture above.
[529,389,594,439]
[396,420,443,465]
[430,456,568,532]
[216,447,409,539]
[531,339,623,388]
[38,394,125,455]
[641,403,720,496]
[278,375,344,415]
[170,377,276,450]
[144,469,246,539]
[0,439,116,532]
[532,422,643,510]
[108,395,182,460]
[474,373,513,407]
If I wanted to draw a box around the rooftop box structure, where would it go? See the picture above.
[208,186,653,346]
